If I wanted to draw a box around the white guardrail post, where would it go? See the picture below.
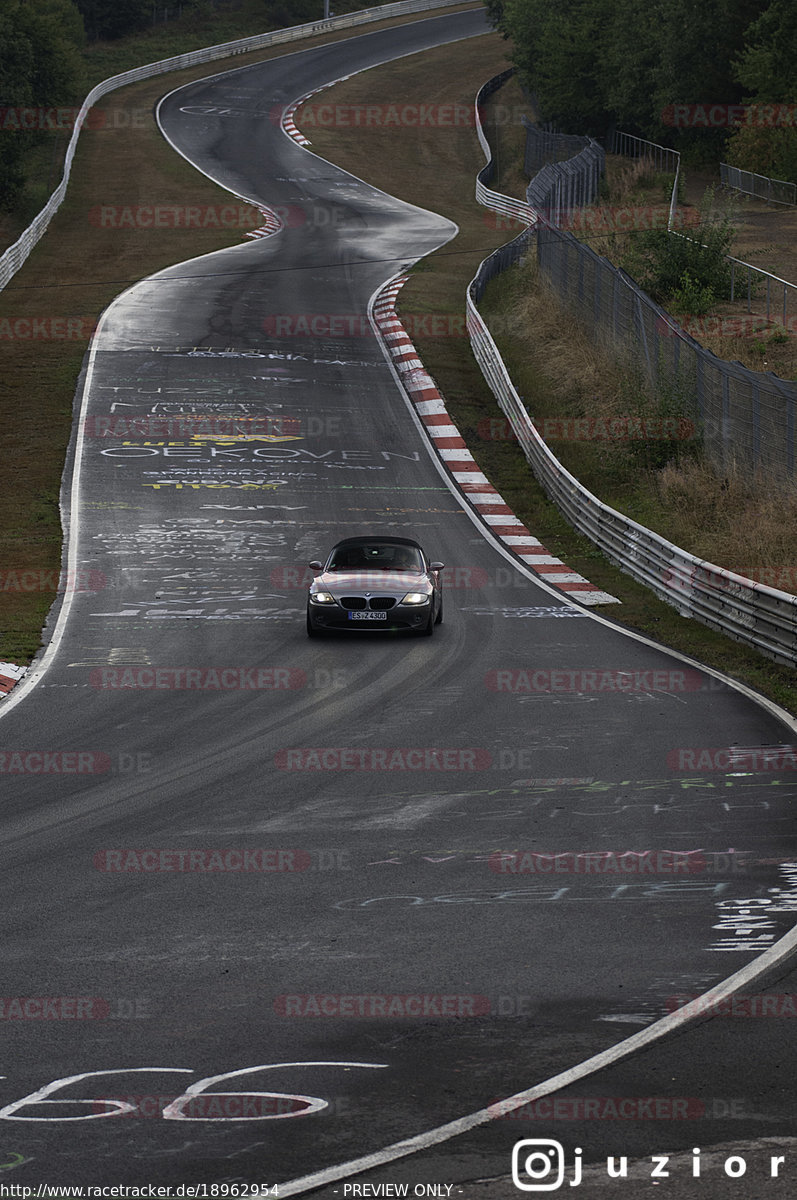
[467,75,797,666]
[0,0,468,292]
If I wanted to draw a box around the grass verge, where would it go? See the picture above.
[0,3,480,663]
[0,0,482,255]
[296,41,797,716]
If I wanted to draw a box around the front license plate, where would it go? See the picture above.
[348,611,388,621]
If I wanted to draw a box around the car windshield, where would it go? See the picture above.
[327,544,423,572]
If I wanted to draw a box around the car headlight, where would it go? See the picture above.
[401,592,430,605]
[310,591,336,604]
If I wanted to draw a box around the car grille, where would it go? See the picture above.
[340,596,397,611]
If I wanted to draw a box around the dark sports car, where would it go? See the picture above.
[306,536,444,637]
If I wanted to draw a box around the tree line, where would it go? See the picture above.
[487,0,797,180]
[0,0,326,212]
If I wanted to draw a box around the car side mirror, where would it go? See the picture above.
[430,562,445,571]
[308,561,323,570]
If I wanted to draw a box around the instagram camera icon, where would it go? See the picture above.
[512,1139,566,1191]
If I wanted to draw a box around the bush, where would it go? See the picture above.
[725,120,797,185]
[670,269,717,316]
[622,186,735,309]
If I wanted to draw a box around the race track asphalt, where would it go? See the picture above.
[1,9,796,1193]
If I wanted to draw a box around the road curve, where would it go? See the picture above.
[1,10,797,1192]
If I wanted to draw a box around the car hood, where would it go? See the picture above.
[313,570,430,592]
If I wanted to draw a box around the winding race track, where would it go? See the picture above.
[2,9,797,1193]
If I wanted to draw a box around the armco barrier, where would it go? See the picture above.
[466,75,797,666]
[474,70,537,229]
[0,0,469,293]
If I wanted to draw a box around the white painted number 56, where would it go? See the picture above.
[0,1062,386,1121]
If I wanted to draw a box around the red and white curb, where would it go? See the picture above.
[0,663,27,698]
[281,76,353,148]
[274,78,356,232]
[244,207,284,240]
[282,102,312,147]
[372,276,619,605]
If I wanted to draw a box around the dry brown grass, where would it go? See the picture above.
[287,40,797,707]
[654,460,797,571]
[569,156,797,379]
[302,44,797,601]
[487,261,628,412]
[0,4,482,662]
[481,255,797,591]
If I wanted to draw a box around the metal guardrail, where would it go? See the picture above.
[467,78,797,665]
[727,256,797,326]
[474,70,537,228]
[721,162,797,207]
[0,0,468,293]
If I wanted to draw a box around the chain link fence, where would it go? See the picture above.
[525,131,797,481]
[468,77,797,662]
[534,220,797,480]
[524,131,604,227]
[523,118,593,174]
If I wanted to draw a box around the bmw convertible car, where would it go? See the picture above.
[306,536,444,637]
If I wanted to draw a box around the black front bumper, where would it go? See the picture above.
[308,604,431,632]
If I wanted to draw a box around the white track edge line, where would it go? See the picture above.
[0,17,481,718]
[0,280,139,719]
[277,918,797,1195]
[368,271,797,733]
[131,29,797,1193]
[2,19,795,1194]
